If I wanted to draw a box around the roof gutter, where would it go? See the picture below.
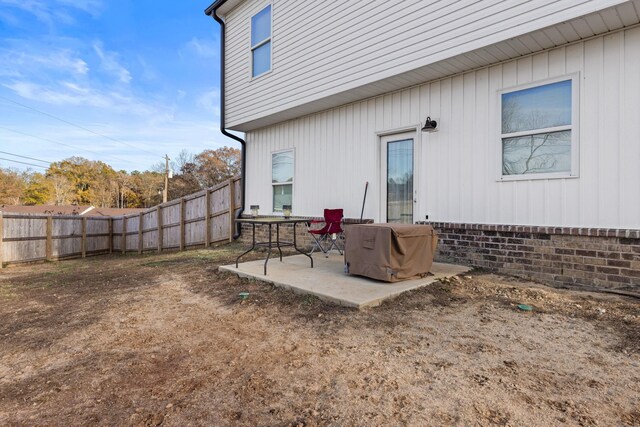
[205,0,246,239]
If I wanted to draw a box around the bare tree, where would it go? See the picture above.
[49,174,74,205]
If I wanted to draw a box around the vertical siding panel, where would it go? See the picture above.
[320,112,329,212]
[339,107,347,209]
[312,114,318,215]
[383,94,393,130]
[418,84,430,220]
[260,130,267,212]
[487,65,502,223]
[351,103,360,218]
[266,127,273,213]
[327,110,336,211]
[345,104,354,214]
[247,133,256,213]
[259,131,267,212]
[297,117,305,214]
[582,38,602,226]
[474,68,490,224]
[501,61,518,224]
[621,27,640,227]
[450,75,464,221]
[375,97,384,220]
[600,32,622,227]
[439,78,453,221]
[367,99,379,221]
[462,72,476,222]
[252,132,259,212]
[428,81,442,221]
[563,43,583,226]
[400,89,411,127]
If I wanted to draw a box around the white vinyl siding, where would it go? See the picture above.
[223,0,630,130]
[244,28,640,229]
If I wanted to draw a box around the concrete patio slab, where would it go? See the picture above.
[219,253,471,309]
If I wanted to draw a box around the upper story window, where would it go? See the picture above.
[251,4,271,78]
[500,75,578,179]
[272,149,293,212]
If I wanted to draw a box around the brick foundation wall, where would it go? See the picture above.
[430,222,640,294]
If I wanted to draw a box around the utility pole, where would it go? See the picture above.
[163,154,170,203]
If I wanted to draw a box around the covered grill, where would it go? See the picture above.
[344,223,438,282]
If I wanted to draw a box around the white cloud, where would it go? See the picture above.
[55,0,103,16]
[93,41,132,84]
[0,0,102,27]
[197,89,220,116]
[0,47,89,78]
[3,80,160,117]
[183,37,218,59]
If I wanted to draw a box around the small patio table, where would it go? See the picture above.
[235,217,314,275]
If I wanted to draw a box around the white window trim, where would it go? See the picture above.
[250,4,272,80]
[497,73,580,182]
[271,148,294,214]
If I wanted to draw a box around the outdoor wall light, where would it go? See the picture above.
[421,116,438,132]
[250,205,259,217]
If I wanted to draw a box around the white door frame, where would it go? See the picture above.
[378,128,419,223]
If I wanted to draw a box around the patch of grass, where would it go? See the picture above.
[140,259,188,268]
[138,244,244,267]
[0,285,18,299]
[302,294,320,306]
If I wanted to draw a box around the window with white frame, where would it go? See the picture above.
[251,4,271,78]
[500,76,578,178]
[272,150,293,212]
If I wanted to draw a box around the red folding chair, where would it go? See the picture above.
[307,209,344,256]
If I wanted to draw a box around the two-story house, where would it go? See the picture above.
[206,0,640,294]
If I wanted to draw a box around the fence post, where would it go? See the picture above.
[205,189,211,248]
[108,217,113,254]
[180,198,185,251]
[0,212,3,269]
[121,217,126,255]
[157,206,163,253]
[138,213,143,254]
[46,216,53,261]
[81,217,87,258]
[228,178,235,242]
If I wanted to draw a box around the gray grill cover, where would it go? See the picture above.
[344,223,438,282]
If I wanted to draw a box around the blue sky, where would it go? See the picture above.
[0,0,233,172]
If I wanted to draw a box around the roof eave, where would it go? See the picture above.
[204,0,243,17]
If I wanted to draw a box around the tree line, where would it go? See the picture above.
[0,147,240,208]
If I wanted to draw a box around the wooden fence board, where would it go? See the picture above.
[0,177,241,265]
[0,212,3,267]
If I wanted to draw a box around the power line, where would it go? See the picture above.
[0,150,50,165]
[0,95,160,158]
[0,157,48,169]
[0,125,135,166]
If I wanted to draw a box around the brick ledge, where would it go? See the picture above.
[427,222,640,239]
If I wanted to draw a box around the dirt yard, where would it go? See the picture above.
[0,245,638,426]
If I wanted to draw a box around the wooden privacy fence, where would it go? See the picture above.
[0,177,241,267]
